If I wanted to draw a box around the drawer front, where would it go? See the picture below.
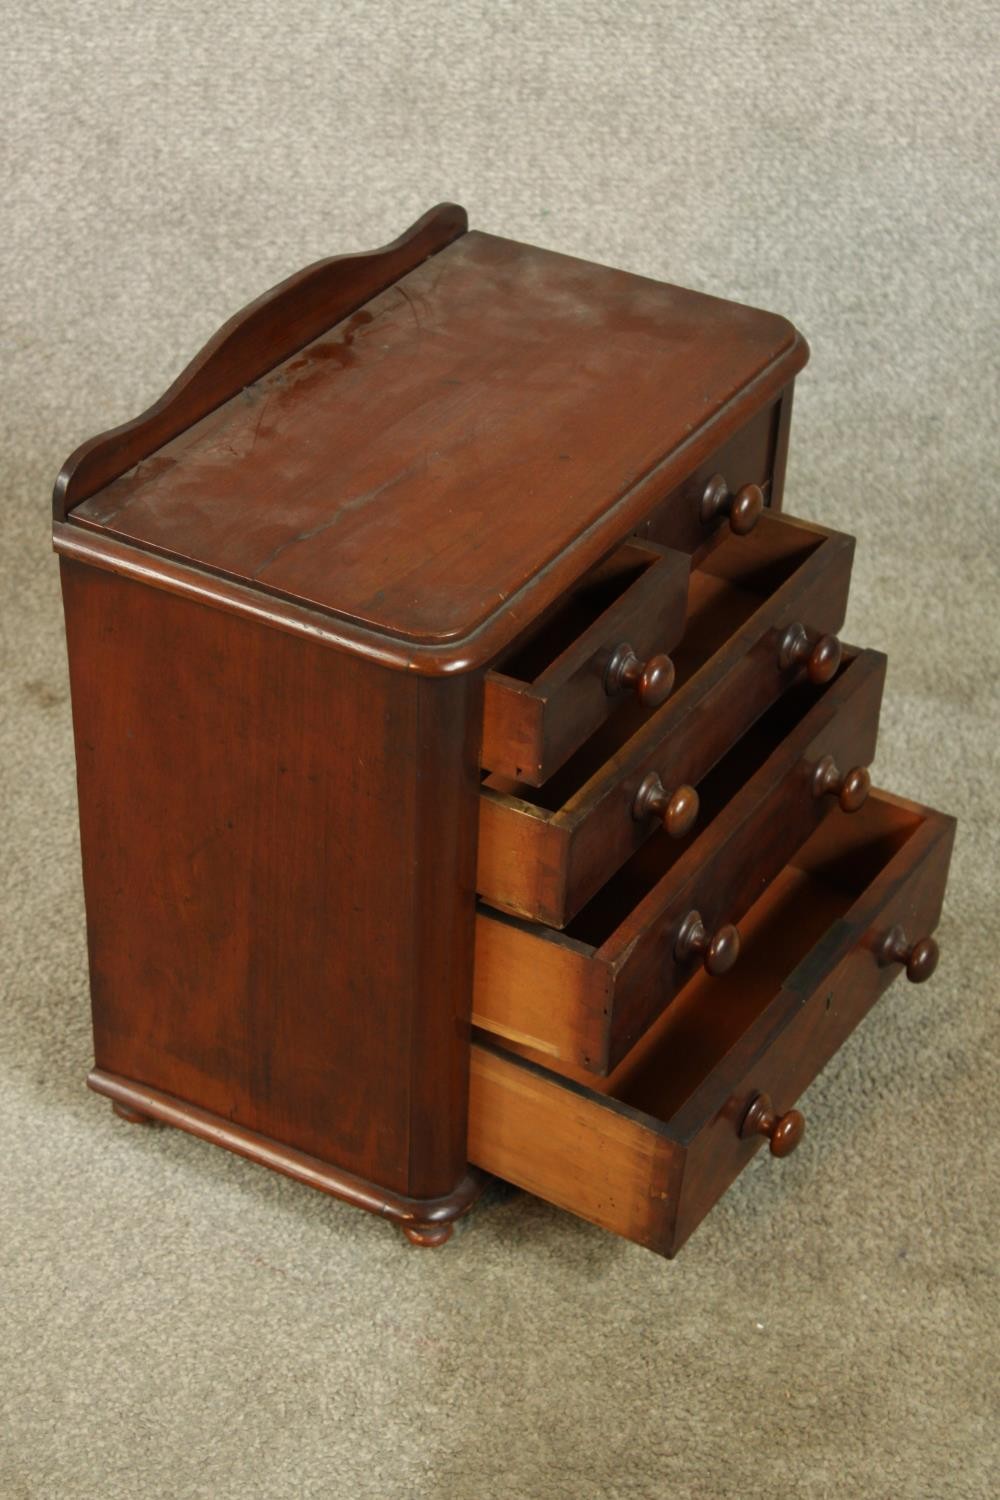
[478,512,855,927]
[468,791,956,1259]
[634,397,780,554]
[474,648,886,1075]
[482,540,689,786]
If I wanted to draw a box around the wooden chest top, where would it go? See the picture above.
[66,215,807,665]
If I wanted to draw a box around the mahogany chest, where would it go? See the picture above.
[54,204,954,1256]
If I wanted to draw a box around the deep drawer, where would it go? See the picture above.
[468,790,956,1259]
[481,540,688,786]
[478,510,855,926]
[474,647,886,1074]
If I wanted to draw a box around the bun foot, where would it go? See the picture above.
[112,1100,155,1125]
[401,1220,454,1248]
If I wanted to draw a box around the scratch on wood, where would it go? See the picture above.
[250,470,413,579]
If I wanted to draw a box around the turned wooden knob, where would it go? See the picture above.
[674,910,741,975]
[811,754,871,813]
[700,474,764,535]
[777,622,842,684]
[740,1092,805,1157]
[878,924,940,983]
[632,773,700,838]
[604,642,675,708]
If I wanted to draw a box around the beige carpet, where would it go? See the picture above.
[2,3,998,1496]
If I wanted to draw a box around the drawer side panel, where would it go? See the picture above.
[469,1043,679,1250]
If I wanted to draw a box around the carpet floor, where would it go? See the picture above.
[2,4,997,1496]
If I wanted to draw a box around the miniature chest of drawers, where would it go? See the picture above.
[54,204,954,1257]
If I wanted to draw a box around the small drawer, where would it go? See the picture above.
[481,540,689,786]
[478,510,855,927]
[469,790,955,1259]
[633,396,780,554]
[474,647,886,1074]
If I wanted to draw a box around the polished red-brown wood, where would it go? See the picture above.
[878,925,940,982]
[112,1100,155,1126]
[700,476,764,535]
[604,645,675,707]
[635,396,787,554]
[477,513,856,928]
[674,911,742,976]
[55,206,954,1259]
[64,229,806,669]
[739,1092,805,1156]
[54,204,468,520]
[777,621,842,683]
[769,383,796,515]
[812,755,872,812]
[61,558,481,1219]
[480,540,688,785]
[474,648,887,1074]
[468,790,955,1258]
[89,1069,482,1242]
[631,775,700,839]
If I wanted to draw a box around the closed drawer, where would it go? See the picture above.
[478,510,854,927]
[633,395,782,553]
[474,647,886,1074]
[469,789,955,1259]
[481,540,689,786]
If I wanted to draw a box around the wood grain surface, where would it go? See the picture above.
[54,204,468,519]
[61,557,480,1205]
[469,790,955,1257]
[67,228,806,660]
[477,512,855,926]
[473,647,886,1073]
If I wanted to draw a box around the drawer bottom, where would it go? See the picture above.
[468,789,954,1258]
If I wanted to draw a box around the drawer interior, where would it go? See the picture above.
[471,789,951,1256]
[492,542,665,686]
[559,655,857,948]
[671,517,825,688]
[541,792,928,1117]
[485,513,829,812]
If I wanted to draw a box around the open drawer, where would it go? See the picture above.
[480,539,688,786]
[478,510,855,925]
[475,647,886,1074]
[469,790,956,1259]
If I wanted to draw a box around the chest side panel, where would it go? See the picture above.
[61,559,479,1198]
